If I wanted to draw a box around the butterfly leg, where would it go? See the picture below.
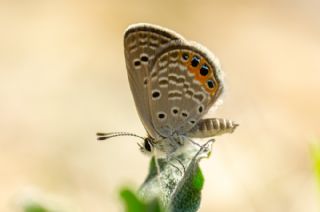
[165,155,185,176]
[172,157,186,175]
[168,159,184,176]
[183,136,202,148]
[193,138,215,159]
[202,138,215,149]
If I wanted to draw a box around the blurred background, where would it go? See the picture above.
[1,0,319,211]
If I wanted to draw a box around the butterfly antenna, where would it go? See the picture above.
[96,132,145,141]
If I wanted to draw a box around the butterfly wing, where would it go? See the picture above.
[124,23,185,139]
[147,40,224,138]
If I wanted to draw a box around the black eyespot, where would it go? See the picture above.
[152,90,160,99]
[198,105,203,113]
[200,64,209,76]
[207,80,215,88]
[189,120,195,124]
[158,112,166,119]
[172,107,179,115]
[182,112,188,117]
[191,56,200,67]
[141,55,149,62]
[182,53,189,61]
[134,60,141,66]
[144,139,152,152]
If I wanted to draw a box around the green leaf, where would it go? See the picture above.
[120,187,164,212]
[167,143,211,212]
[120,188,145,212]
[167,165,203,212]
[145,198,163,212]
[138,141,213,212]
[23,202,48,212]
[192,168,204,191]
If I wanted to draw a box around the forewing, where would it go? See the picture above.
[147,40,224,137]
[124,23,184,138]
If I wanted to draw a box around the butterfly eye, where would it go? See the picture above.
[144,138,153,152]
[191,56,200,67]
[207,80,215,89]
[200,64,209,76]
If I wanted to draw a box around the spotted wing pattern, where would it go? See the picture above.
[147,40,224,138]
[124,24,184,139]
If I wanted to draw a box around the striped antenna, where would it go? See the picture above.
[96,132,145,141]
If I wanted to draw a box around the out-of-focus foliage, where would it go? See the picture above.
[120,188,163,212]
[311,141,320,191]
[23,202,48,212]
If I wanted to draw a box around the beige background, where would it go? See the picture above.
[0,0,319,211]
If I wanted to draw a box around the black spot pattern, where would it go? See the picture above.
[158,112,166,119]
[182,53,189,61]
[172,108,179,115]
[141,55,149,62]
[207,80,215,88]
[134,60,141,66]
[198,105,203,113]
[152,90,160,99]
[200,64,209,76]
[191,56,200,67]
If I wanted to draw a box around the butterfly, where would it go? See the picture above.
[97,23,238,157]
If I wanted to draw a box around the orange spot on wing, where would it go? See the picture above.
[179,51,219,96]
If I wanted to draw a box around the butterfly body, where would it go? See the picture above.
[99,23,238,156]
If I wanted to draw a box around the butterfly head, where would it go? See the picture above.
[137,136,155,155]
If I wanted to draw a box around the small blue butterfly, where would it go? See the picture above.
[97,23,238,157]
